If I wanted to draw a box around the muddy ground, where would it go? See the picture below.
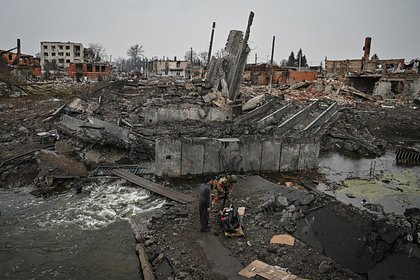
[1,81,420,279]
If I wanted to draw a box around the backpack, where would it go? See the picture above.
[220,206,241,233]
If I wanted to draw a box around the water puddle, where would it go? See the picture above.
[318,149,420,215]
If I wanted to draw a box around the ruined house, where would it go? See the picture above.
[69,62,111,81]
[148,58,188,78]
[1,39,41,78]
[325,37,420,99]
[243,63,318,85]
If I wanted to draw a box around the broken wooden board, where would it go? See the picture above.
[239,260,308,280]
[270,234,295,246]
[112,169,195,204]
[238,206,246,217]
[224,226,245,237]
[129,219,155,280]
[285,181,295,188]
[42,103,67,122]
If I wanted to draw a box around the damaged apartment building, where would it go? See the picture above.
[326,37,420,100]
[40,41,110,80]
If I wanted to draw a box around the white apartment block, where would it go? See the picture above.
[40,41,84,69]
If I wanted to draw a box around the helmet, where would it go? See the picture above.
[230,175,238,183]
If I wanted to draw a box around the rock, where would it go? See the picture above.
[276,196,289,208]
[301,194,315,205]
[176,211,189,218]
[18,126,29,133]
[178,271,188,278]
[267,245,278,254]
[318,260,333,273]
[152,253,165,266]
[242,94,265,111]
[144,239,155,246]
[364,203,385,214]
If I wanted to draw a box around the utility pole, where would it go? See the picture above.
[207,22,216,65]
[324,56,327,75]
[255,53,257,65]
[190,47,193,81]
[269,36,275,87]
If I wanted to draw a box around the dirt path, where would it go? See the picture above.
[197,234,244,279]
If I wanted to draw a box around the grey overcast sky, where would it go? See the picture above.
[2,0,419,65]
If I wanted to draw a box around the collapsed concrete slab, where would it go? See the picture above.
[57,115,133,148]
[35,149,87,184]
[66,97,99,114]
[143,104,236,124]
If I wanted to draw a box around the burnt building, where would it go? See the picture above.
[325,37,419,97]
[1,39,41,78]
[69,62,110,81]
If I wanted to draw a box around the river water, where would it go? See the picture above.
[0,179,165,279]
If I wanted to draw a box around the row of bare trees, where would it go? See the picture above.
[87,42,230,73]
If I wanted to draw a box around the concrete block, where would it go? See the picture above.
[181,140,205,175]
[260,141,282,172]
[298,142,320,170]
[217,138,241,173]
[89,117,129,143]
[280,142,300,171]
[239,141,262,172]
[203,139,223,174]
[155,139,182,177]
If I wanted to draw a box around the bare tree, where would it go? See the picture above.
[198,51,208,64]
[280,59,287,67]
[84,43,106,62]
[214,48,228,59]
[127,44,144,70]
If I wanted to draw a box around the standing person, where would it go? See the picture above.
[199,179,212,232]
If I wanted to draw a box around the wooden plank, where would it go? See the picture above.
[113,170,190,203]
[238,260,269,278]
[239,260,308,280]
[270,234,295,246]
[113,170,192,203]
[111,169,195,204]
[42,103,67,122]
[129,219,156,280]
